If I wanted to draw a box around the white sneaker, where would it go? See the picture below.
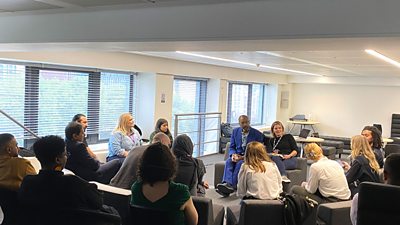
[281,175,291,183]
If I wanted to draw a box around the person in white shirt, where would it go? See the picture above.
[237,141,283,200]
[291,143,351,203]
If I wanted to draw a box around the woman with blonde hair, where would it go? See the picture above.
[107,113,141,162]
[291,143,350,203]
[237,141,282,200]
[344,135,380,197]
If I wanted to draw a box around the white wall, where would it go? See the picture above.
[291,83,400,137]
[136,72,156,138]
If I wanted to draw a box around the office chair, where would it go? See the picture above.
[0,188,18,225]
[130,204,173,225]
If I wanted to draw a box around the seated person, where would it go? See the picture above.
[216,115,264,196]
[237,142,282,200]
[18,135,104,210]
[65,122,121,184]
[0,133,36,191]
[267,120,298,183]
[110,132,171,189]
[72,113,97,159]
[350,153,400,225]
[131,142,198,225]
[172,134,209,196]
[361,126,384,168]
[149,118,173,145]
[343,135,380,197]
[107,113,141,163]
[291,143,351,203]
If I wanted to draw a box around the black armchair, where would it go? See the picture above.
[130,204,172,225]
[0,188,18,225]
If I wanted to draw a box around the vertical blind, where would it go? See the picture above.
[0,64,25,143]
[0,61,136,147]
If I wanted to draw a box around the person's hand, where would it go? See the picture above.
[342,161,350,172]
[282,154,292,160]
[203,181,209,189]
[237,155,244,161]
[231,154,238,162]
[301,181,307,187]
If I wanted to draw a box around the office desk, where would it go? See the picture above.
[287,120,320,133]
[294,136,324,157]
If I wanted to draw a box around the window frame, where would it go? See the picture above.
[227,81,267,126]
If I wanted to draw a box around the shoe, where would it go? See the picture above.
[215,188,230,197]
[281,175,291,183]
[217,183,235,195]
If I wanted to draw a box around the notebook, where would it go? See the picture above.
[298,128,311,139]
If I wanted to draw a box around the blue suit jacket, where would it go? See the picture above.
[228,127,264,156]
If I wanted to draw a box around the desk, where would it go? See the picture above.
[294,136,325,157]
[287,120,320,133]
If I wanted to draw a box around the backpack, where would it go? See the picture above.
[221,123,233,137]
[279,193,317,225]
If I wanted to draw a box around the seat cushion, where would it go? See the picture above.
[226,205,240,225]
[214,161,225,185]
[212,204,225,225]
[317,201,352,225]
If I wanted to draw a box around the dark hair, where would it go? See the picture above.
[138,142,176,186]
[33,135,65,167]
[72,114,86,122]
[0,133,14,152]
[155,118,171,135]
[384,153,400,185]
[65,122,83,140]
[362,126,383,149]
[238,115,249,122]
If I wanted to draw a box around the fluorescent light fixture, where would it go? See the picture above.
[176,51,321,76]
[365,49,400,68]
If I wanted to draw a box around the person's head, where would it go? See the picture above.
[383,153,400,186]
[361,126,383,149]
[155,118,170,134]
[172,134,194,157]
[271,121,285,138]
[238,115,250,132]
[115,113,135,135]
[33,135,67,171]
[244,142,271,173]
[304,143,324,161]
[351,135,380,172]
[72,114,88,131]
[137,142,177,186]
[0,133,19,157]
[65,122,85,142]
[152,132,171,147]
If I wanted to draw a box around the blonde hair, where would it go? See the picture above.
[351,135,380,172]
[271,121,285,138]
[114,113,133,135]
[244,142,272,173]
[304,143,323,160]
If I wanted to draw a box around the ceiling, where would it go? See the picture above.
[1,0,400,79]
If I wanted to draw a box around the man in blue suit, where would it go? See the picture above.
[216,115,265,196]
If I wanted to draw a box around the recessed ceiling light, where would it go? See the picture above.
[365,49,400,68]
[176,51,322,76]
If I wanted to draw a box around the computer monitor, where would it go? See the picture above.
[373,124,382,134]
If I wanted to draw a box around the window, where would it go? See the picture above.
[0,61,137,148]
[99,72,134,140]
[227,82,267,125]
[0,63,25,145]
[172,78,207,156]
[38,70,89,136]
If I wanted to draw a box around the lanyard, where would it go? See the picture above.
[273,136,283,150]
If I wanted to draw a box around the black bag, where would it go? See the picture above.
[221,123,233,137]
[280,193,317,225]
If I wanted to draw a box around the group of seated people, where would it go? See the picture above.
[214,115,394,224]
[0,113,215,225]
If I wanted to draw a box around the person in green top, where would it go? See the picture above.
[149,118,173,146]
[130,142,198,225]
